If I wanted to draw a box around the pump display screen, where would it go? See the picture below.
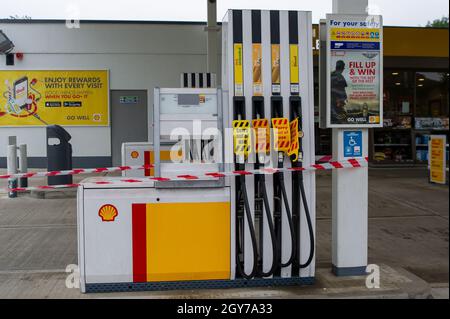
[160,93,217,115]
[178,94,200,106]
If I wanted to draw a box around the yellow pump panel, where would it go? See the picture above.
[146,202,231,282]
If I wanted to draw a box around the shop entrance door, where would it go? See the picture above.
[111,90,148,166]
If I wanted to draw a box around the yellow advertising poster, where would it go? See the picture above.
[0,70,109,126]
[233,44,243,96]
[429,135,447,184]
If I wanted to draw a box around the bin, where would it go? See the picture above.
[47,125,73,185]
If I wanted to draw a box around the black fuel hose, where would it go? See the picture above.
[278,173,297,268]
[235,175,259,279]
[258,175,279,277]
[288,106,315,269]
[278,170,315,269]
[297,179,315,268]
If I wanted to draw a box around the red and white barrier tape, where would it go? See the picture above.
[4,158,368,193]
[0,164,154,180]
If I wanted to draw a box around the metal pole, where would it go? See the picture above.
[7,144,18,198]
[206,0,219,73]
[331,0,369,276]
[18,144,28,188]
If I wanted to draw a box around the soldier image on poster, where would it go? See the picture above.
[328,51,381,125]
[330,60,348,122]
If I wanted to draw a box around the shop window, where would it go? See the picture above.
[415,72,449,117]
[413,71,449,164]
[384,70,414,119]
[371,70,415,164]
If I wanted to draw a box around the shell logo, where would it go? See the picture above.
[131,151,139,159]
[93,113,102,122]
[98,204,118,222]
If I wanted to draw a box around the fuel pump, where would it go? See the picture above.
[223,8,316,285]
[268,10,296,275]
[287,11,314,274]
[231,10,259,279]
[251,9,278,278]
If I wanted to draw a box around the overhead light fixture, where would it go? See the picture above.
[0,30,14,54]
[418,78,425,81]
[417,84,423,87]
[392,72,399,76]
[395,82,401,86]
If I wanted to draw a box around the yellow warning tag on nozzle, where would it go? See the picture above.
[288,118,300,161]
[233,120,252,157]
[271,118,290,152]
[252,118,270,154]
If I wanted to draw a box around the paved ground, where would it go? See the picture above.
[0,168,448,299]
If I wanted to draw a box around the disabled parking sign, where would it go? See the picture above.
[343,131,362,157]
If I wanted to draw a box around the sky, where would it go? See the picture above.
[1,0,449,27]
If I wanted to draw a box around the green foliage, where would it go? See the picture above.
[426,16,449,28]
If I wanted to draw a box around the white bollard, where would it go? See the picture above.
[7,144,18,198]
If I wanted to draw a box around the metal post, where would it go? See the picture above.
[18,144,28,188]
[331,0,369,276]
[206,0,219,73]
[7,144,18,198]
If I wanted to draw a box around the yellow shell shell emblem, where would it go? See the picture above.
[131,151,139,159]
[98,204,118,222]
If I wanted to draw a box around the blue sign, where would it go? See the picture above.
[331,41,380,50]
[343,131,363,157]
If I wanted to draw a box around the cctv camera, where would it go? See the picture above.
[0,30,14,54]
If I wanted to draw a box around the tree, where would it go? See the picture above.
[426,16,449,28]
